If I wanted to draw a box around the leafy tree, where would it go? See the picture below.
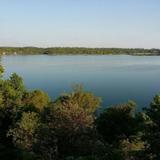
[23,90,50,111]
[44,87,101,158]
[142,95,160,159]
[56,85,101,114]
[1,63,160,160]
[96,101,146,160]
[33,126,58,160]
[10,73,25,93]
[0,107,17,160]
[0,72,26,160]
[8,112,40,151]
[0,73,25,108]
[0,65,4,78]
[96,101,137,144]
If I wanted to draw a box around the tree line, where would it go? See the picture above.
[0,47,160,55]
[0,65,160,160]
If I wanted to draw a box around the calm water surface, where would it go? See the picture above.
[2,55,160,110]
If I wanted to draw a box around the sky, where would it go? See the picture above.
[0,0,160,48]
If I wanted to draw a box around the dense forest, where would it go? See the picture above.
[0,47,160,55]
[0,65,160,160]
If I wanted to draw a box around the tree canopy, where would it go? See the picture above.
[0,47,160,56]
[0,68,160,160]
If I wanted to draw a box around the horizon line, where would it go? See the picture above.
[0,46,160,50]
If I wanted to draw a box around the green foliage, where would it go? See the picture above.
[56,85,101,114]
[0,73,25,108]
[33,126,58,160]
[44,87,101,158]
[0,65,4,78]
[142,95,160,159]
[10,73,25,92]
[0,47,160,55]
[23,90,50,111]
[8,112,40,151]
[96,101,137,144]
[0,67,160,160]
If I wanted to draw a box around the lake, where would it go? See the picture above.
[2,55,160,110]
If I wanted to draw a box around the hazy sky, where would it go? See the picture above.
[0,0,160,48]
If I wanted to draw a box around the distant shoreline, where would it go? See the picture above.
[0,47,160,56]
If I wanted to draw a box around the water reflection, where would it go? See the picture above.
[2,55,160,110]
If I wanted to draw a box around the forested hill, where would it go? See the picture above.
[0,47,160,55]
